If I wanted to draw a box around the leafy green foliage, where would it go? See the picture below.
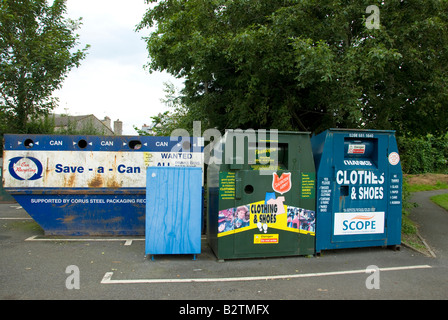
[0,0,89,134]
[134,82,194,136]
[139,0,448,135]
[398,134,448,174]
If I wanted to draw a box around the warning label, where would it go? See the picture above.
[348,144,365,154]
[254,234,279,244]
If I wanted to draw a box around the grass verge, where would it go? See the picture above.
[430,193,448,211]
[405,173,448,192]
[400,174,448,257]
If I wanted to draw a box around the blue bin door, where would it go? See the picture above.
[330,133,389,244]
[145,167,202,255]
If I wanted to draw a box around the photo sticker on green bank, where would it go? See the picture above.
[218,205,250,234]
[287,206,315,233]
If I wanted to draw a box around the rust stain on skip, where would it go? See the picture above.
[57,215,76,223]
[106,179,121,188]
[102,216,124,223]
[106,155,119,187]
[88,174,103,188]
[65,173,76,188]
[44,158,51,184]
[88,174,122,188]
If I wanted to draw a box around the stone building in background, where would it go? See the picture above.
[53,114,123,135]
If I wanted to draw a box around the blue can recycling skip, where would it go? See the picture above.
[2,134,204,236]
[311,129,403,254]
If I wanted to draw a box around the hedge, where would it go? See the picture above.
[398,134,448,174]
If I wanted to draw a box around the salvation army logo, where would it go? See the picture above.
[8,157,43,181]
[272,172,292,195]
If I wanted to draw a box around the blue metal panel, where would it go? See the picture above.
[145,167,202,255]
[2,134,203,152]
[13,193,146,235]
[312,129,403,253]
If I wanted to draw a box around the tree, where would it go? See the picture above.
[134,82,197,136]
[138,0,448,136]
[0,0,89,133]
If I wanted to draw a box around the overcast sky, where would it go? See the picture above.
[52,0,183,135]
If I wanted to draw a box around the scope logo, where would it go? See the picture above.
[8,157,43,181]
[334,212,385,235]
[343,215,376,232]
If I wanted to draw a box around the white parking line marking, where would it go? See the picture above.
[25,235,144,244]
[24,235,207,243]
[0,217,32,220]
[100,265,432,284]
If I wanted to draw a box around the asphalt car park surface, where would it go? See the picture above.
[0,193,447,302]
